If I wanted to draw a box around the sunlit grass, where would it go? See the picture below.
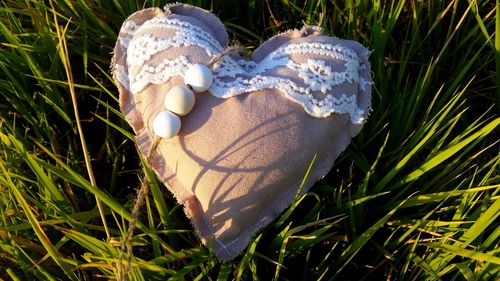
[0,0,498,280]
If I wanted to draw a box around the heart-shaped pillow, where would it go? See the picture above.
[112,3,371,261]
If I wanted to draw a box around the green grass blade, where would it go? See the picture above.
[426,242,500,265]
[401,118,500,185]
[0,163,78,280]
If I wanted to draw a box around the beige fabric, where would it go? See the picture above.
[112,4,371,261]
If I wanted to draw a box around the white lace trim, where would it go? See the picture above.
[131,56,190,93]
[127,18,224,67]
[115,17,371,123]
[211,75,361,120]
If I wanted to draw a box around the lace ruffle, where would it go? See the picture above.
[114,17,371,123]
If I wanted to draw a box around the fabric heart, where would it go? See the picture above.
[112,3,372,261]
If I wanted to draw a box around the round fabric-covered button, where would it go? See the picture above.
[184,64,213,93]
[152,111,181,139]
[164,85,195,116]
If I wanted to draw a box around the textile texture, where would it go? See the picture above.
[112,3,372,260]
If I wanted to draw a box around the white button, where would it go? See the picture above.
[184,64,213,93]
[164,86,195,116]
[152,111,181,139]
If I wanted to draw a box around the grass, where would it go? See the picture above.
[0,0,498,280]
